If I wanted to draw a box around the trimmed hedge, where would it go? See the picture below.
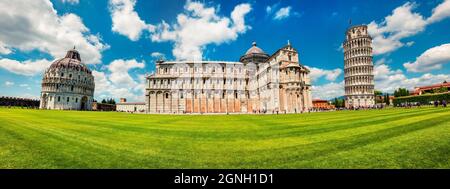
[393,92,450,106]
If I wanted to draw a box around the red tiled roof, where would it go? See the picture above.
[416,82,450,90]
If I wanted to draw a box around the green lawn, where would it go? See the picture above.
[0,107,449,169]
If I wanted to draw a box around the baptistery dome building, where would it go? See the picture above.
[40,48,95,110]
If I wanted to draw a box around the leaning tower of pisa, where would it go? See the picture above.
[343,25,375,108]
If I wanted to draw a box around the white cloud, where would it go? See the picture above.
[151,1,252,60]
[61,0,79,5]
[109,0,155,41]
[108,59,145,87]
[265,3,280,14]
[368,0,450,55]
[374,57,392,66]
[312,81,344,100]
[19,83,31,90]
[307,66,342,82]
[4,81,14,87]
[368,2,427,55]
[405,41,415,47]
[0,59,52,76]
[427,0,450,23]
[274,6,291,20]
[313,62,450,100]
[150,52,165,59]
[16,93,39,100]
[374,63,450,92]
[0,0,108,64]
[0,41,12,55]
[404,43,450,72]
[92,59,146,102]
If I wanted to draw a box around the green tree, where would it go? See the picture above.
[394,88,409,97]
[374,90,383,96]
[385,94,390,105]
[101,99,107,104]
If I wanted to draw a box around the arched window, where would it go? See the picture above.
[58,96,61,102]
[67,97,70,102]
[165,93,169,99]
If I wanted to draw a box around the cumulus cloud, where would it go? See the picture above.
[368,0,450,55]
[151,1,252,60]
[309,67,344,100]
[0,59,52,76]
[109,0,155,41]
[374,62,450,92]
[403,43,450,72]
[274,6,291,20]
[368,2,427,55]
[312,81,344,100]
[427,0,450,23]
[108,59,145,87]
[0,0,108,64]
[93,59,146,102]
[307,66,342,82]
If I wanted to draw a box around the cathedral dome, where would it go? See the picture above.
[40,48,95,110]
[240,42,269,64]
[245,42,265,55]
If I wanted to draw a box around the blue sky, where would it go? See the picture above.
[0,0,449,101]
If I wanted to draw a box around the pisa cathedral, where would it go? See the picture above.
[145,42,313,114]
[343,25,375,108]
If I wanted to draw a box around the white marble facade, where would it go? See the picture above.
[343,25,375,108]
[146,42,313,114]
[40,49,95,110]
